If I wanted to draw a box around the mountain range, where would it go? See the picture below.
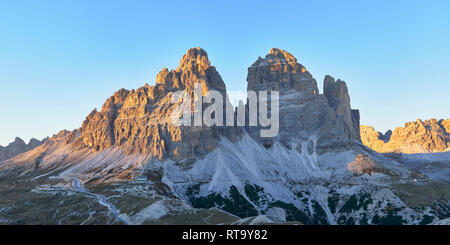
[361,119,450,154]
[0,48,449,225]
[0,137,44,162]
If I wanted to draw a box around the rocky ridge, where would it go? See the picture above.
[0,137,44,162]
[361,119,450,153]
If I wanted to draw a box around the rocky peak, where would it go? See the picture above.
[324,75,349,106]
[246,48,360,152]
[13,137,26,147]
[324,75,360,140]
[28,138,43,148]
[266,48,297,63]
[76,47,238,161]
[156,47,226,95]
[247,48,318,95]
[177,47,211,71]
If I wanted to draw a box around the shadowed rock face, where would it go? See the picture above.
[246,48,360,153]
[324,75,360,141]
[75,47,240,161]
[0,137,44,161]
[361,119,450,153]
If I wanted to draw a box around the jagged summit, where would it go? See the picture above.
[177,47,211,71]
[247,48,317,94]
[155,47,225,95]
[251,48,298,67]
[266,48,297,63]
[246,48,360,151]
[13,137,26,146]
[74,47,237,160]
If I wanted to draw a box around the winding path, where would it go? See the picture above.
[71,178,129,225]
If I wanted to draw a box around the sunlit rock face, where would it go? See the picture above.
[155,47,227,96]
[361,119,450,153]
[360,125,389,151]
[76,47,240,161]
[246,48,360,153]
[347,154,383,175]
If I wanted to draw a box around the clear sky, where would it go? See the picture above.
[0,0,449,146]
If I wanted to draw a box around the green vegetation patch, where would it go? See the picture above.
[188,185,258,218]
[339,193,373,213]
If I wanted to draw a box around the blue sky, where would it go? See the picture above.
[0,0,449,145]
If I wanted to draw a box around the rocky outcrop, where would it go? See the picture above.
[75,47,240,161]
[347,154,383,175]
[246,48,360,153]
[0,137,44,161]
[361,119,450,153]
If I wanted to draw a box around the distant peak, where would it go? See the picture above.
[177,47,210,71]
[14,137,25,144]
[28,138,41,144]
[324,75,335,82]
